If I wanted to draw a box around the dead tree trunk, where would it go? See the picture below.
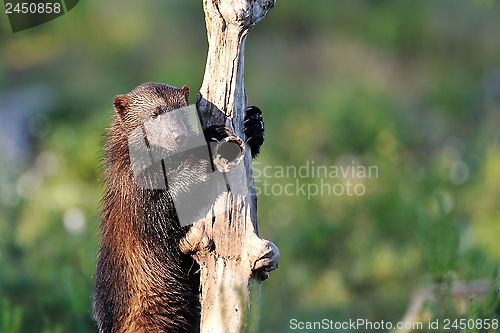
[179,1,279,332]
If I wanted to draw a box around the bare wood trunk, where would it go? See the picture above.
[179,1,279,332]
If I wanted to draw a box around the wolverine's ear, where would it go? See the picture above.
[113,94,130,118]
[181,85,190,103]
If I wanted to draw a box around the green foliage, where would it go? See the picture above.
[418,193,460,282]
[412,195,499,333]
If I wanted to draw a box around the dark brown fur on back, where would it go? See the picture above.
[93,83,201,333]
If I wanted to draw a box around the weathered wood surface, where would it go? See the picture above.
[179,1,279,332]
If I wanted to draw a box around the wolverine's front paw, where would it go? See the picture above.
[204,125,233,143]
[244,106,264,158]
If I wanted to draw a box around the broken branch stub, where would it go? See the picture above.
[180,0,279,332]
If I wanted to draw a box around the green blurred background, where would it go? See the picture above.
[1,1,500,332]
